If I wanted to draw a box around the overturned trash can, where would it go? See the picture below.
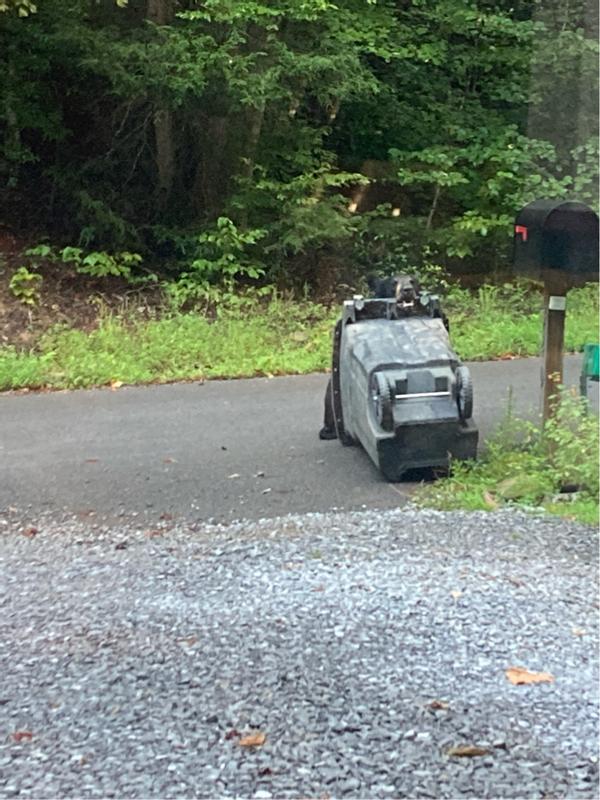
[328,289,478,480]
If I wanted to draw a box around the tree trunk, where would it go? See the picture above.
[426,184,441,230]
[192,114,229,219]
[147,0,173,26]
[147,1,175,207]
[4,59,21,187]
[239,102,265,182]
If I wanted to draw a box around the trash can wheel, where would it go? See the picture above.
[371,372,395,432]
[456,365,473,421]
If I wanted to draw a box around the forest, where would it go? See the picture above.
[1,0,598,297]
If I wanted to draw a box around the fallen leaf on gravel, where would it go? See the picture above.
[224,729,241,740]
[239,731,266,747]
[163,457,177,464]
[450,590,463,600]
[427,700,449,710]
[482,490,498,509]
[145,529,163,538]
[22,527,38,538]
[572,627,587,636]
[159,513,173,521]
[447,744,490,757]
[12,731,33,742]
[505,666,554,685]
[176,635,198,646]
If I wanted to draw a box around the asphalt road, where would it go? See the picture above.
[0,355,594,524]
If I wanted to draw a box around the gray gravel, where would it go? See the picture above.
[0,506,598,799]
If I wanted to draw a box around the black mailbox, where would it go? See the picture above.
[514,200,599,283]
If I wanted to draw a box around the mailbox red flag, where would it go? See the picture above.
[515,224,528,241]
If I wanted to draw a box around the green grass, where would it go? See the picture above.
[0,295,336,391]
[0,282,597,392]
[446,283,598,360]
[415,389,599,526]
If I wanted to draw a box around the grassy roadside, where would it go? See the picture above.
[415,389,599,527]
[0,283,597,392]
[0,298,335,391]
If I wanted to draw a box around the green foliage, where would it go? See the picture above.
[59,248,142,279]
[417,388,599,526]
[23,243,145,281]
[1,0,596,280]
[0,1,37,16]
[9,265,42,305]
[164,217,268,309]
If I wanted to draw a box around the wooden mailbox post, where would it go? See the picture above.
[513,200,599,422]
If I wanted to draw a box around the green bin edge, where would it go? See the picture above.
[583,343,600,380]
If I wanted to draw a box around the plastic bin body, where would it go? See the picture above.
[337,304,478,480]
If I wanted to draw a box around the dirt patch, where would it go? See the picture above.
[0,229,163,349]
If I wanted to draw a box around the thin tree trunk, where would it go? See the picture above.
[239,102,265,182]
[5,59,20,187]
[237,101,265,227]
[426,184,441,230]
[152,107,175,200]
[147,1,175,207]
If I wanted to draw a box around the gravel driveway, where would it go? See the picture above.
[0,507,598,799]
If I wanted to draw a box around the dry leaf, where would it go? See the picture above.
[176,635,198,646]
[163,457,177,464]
[22,527,38,538]
[239,731,266,747]
[12,731,33,742]
[483,490,498,509]
[110,380,123,390]
[427,700,449,710]
[447,744,490,757]
[224,729,240,740]
[450,590,463,600]
[505,666,554,685]
[572,627,586,637]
